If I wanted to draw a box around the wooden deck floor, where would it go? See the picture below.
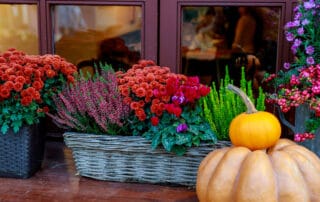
[0,140,198,202]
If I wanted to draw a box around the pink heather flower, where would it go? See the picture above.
[49,69,129,134]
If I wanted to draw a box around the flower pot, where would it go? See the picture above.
[294,104,320,157]
[63,132,230,186]
[278,104,320,157]
[0,124,45,178]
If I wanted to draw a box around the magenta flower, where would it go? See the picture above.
[283,62,291,70]
[172,95,185,105]
[297,27,304,35]
[302,19,310,25]
[306,56,315,65]
[304,1,315,9]
[176,123,188,133]
[291,45,298,54]
[293,39,302,46]
[285,32,295,41]
[306,45,314,55]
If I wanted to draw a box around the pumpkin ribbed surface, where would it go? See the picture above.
[196,139,320,202]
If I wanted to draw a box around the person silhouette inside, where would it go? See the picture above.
[229,6,263,86]
[77,37,140,77]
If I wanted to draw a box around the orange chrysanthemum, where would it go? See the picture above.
[21,95,33,106]
[46,69,56,78]
[135,87,146,98]
[0,86,10,98]
[32,80,44,91]
[13,82,23,92]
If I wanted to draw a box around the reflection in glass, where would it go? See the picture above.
[53,5,142,74]
[181,6,280,92]
[0,4,38,54]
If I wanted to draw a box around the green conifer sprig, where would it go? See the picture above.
[201,66,266,140]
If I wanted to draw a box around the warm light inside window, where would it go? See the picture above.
[0,4,39,54]
[53,5,142,72]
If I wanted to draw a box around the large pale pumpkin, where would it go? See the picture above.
[196,139,320,202]
[228,84,281,150]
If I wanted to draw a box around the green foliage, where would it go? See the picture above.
[143,104,216,156]
[306,116,320,134]
[0,99,44,134]
[201,66,266,140]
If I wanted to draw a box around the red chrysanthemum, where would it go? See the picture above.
[21,95,33,106]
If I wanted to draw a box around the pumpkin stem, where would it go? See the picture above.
[227,84,257,114]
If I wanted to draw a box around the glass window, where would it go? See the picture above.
[52,5,142,73]
[0,4,39,54]
[181,6,281,91]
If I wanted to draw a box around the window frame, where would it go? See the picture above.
[0,0,158,62]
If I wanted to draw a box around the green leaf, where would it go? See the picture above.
[151,132,161,149]
[161,133,175,152]
[2,107,9,114]
[1,124,9,135]
[192,136,201,146]
[25,116,34,125]
[12,120,23,133]
[188,124,200,135]
[171,146,186,156]
[200,130,217,142]
[175,133,192,145]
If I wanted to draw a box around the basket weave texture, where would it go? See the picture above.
[63,132,230,186]
[0,124,45,178]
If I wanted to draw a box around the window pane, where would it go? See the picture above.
[53,5,142,72]
[181,6,280,91]
[0,4,38,54]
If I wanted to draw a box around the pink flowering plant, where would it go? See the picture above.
[117,60,216,155]
[265,0,320,141]
[47,64,130,135]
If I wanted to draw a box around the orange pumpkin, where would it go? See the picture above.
[228,84,281,150]
[196,139,320,202]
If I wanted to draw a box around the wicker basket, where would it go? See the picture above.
[0,124,45,178]
[63,132,230,186]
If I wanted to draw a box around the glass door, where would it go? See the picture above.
[160,0,291,91]
[45,0,158,69]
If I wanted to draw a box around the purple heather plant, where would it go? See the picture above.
[283,0,320,70]
[47,65,130,135]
